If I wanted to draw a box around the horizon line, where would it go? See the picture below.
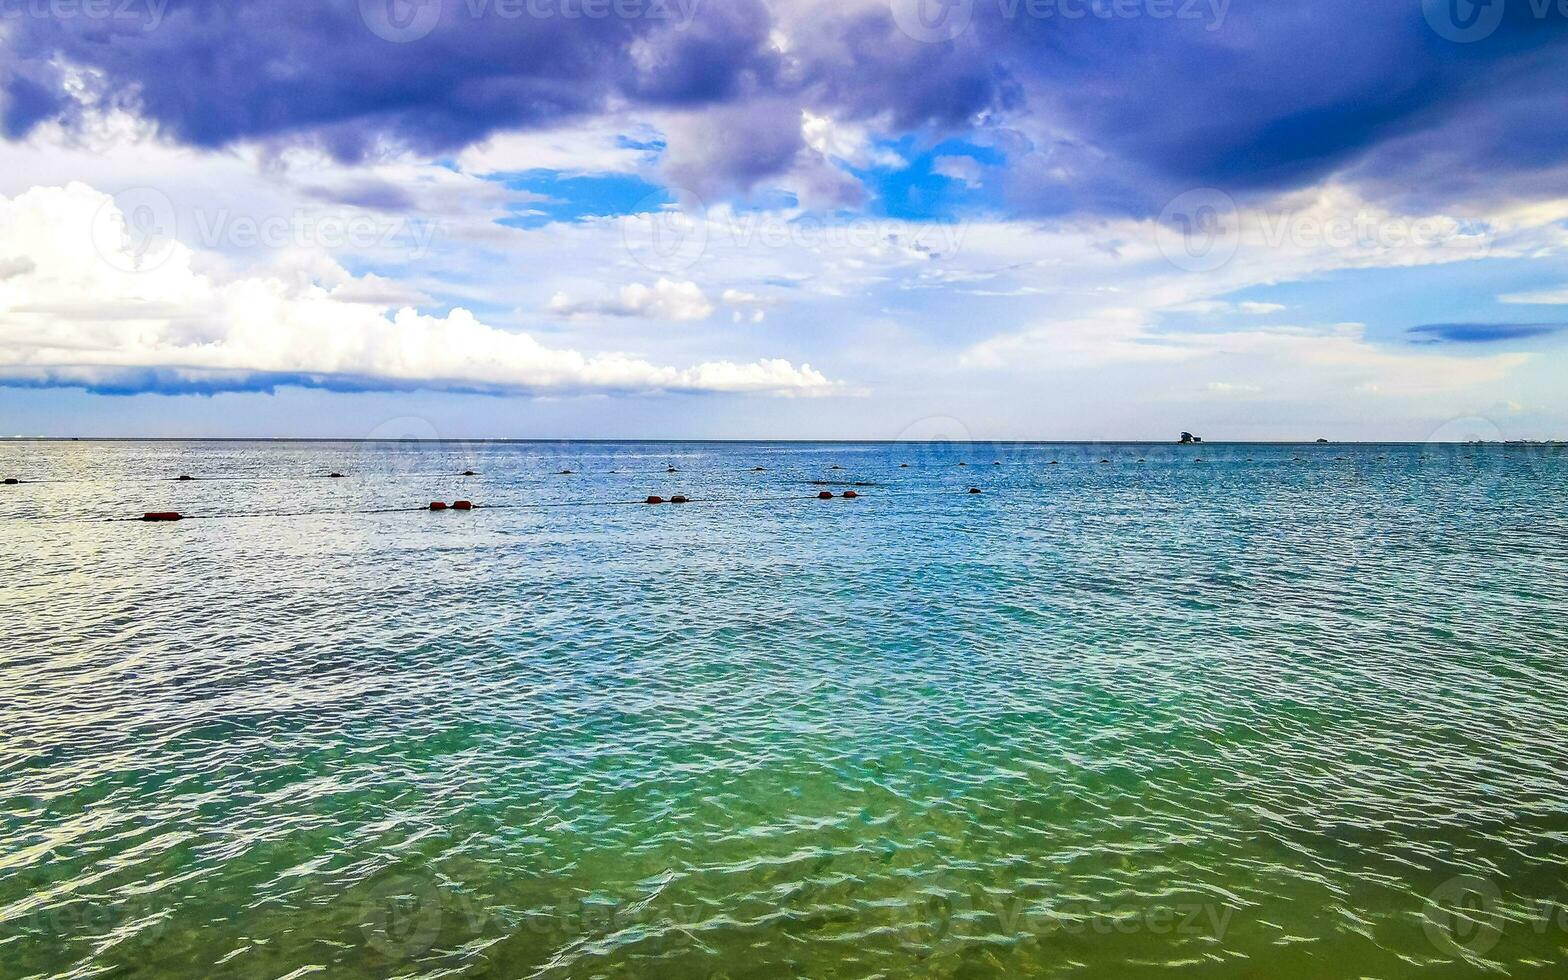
[2,438,1561,446]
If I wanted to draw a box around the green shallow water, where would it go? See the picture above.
[2,440,1566,979]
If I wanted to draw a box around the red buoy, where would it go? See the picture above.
[843,490,859,499]
[453,500,474,511]
[429,501,448,511]
[818,491,834,500]
[646,496,665,505]
[142,512,182,522]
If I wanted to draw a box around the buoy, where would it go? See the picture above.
[142,512,182,522]
[646,496,664,505]
[2,478,17,485]
[818,491,834,500]
[667,467,678,473]
[176,475,195,481]
[462,470,478,476]
[958,462,968,467]
[429,501,448,511]
[831,465,844,470]
[968,487,982,494]
[453,500,474,511]
[1049,460,1060,465]
[1099,459,1111,464]
[671,495,690,504]
[899,464,909,468]
[752,467,766,472]
[843,490,859,499]
[329,472,345,479]
[559,469,574,475]
[993,461,1002,466]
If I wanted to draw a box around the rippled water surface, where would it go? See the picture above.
[3,440,1567,979]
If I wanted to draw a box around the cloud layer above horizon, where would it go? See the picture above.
[1,0,1567,437]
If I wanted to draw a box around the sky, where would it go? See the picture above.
[1,0,1566,440]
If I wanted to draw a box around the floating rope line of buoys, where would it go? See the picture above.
[79,486,1004,527]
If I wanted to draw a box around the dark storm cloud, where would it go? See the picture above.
[4,0,1567,214]
[1,0,779,159]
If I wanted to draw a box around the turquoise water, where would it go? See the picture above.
[3,440,1567,979]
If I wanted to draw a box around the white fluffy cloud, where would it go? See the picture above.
[932,155,985,187]
[0,185,832,395]
[1499,287,1568,305]
[549,278,714,321]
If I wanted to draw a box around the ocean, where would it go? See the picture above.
[2,439,1566,979]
